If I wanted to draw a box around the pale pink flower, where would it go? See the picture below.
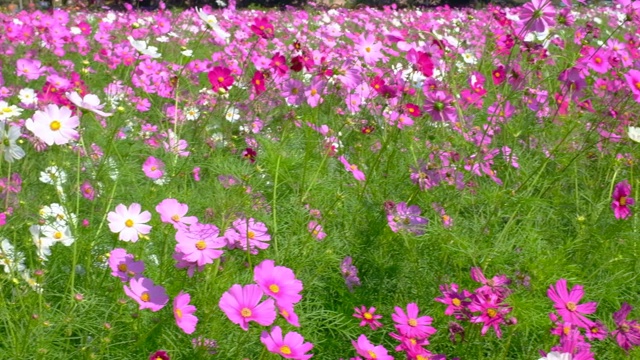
[65,91,113,117]
[25,104,79,145]
[107,203,152,242]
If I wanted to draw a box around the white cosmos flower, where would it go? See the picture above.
[195,8,230,40]
[40,166,67,186]
[41,224,75,247]
[18,88,37,106]
[127,36,161,58]
[538,352,572,360]
[0,125,25,163]
[181,49,194,57]
[225,106,240,123]
[0,239,26,273]
[31,225,55,261]
[66,91,113,117]
[628,126,640,143]
[0,101,23,121]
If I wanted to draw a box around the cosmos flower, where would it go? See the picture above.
[547,279,597,329]
[253,259,303,307]
[218,284,276,331]
[173,291,198,334]
[124,277,169,312]
[260,326,314,360]
[612,180,634,219]
[25,104,79,146]
[107,203,152,242]
[65,91,113,117]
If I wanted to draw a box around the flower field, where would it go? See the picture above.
[1,0,640,358]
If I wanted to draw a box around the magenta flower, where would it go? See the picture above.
[260,326,313,360]
[423,90,457,123]
[624,69,640,101]
[148,350,170,360]
[468,293,512,338]
[218,284,276,331]
[470,267,511,298]
[124,277,169,312]
[208,66,234,93]
[251,17,274,39]
[155,198,198,229]
[175,222,226,267]
[107,203,152,242]
[391,303,437,339]
[307,221,326,240]
[142,156,165,180]
[278,303,300,327]
[435,283,472,317]
[519,0,556,33]
[173,291,198,334]
[80,181,96,201]
[386,202,429,235]
[354,306,383,330]
[352,334,393,360]
[338,155,366,182]
[612,180,634,219]
[108,248,145,282]
[611,302,640,351]
[547,279,597,329]
[253,259,303,307]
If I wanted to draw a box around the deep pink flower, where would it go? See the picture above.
[142,156,165,180]
[547,279,597,329]
[468,293,512,338]
[80,181,96,201]
[470,267,512,298]
[612,180,634,219]
[260,326,313,360]
[218,284,276,331]
[108,248,145,282]
[423,91,457,123]
[391,303,437,339]
[252,71,266,95]
[354,306,383,330]
[352,334,393,360]
[124,277,169,312]
[278,303,300,327]
[173,291,198,334]
[207,66,234,92]
[624,69,640,101]
[251,17,274,39]
[149,350,170,360]
[254,259,303,307]
[435,283,472,317]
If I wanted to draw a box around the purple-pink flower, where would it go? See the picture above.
[391,303,437,339]
[338,156,366,182]
[352,334,393,360]
[156,198,198,229]
[253,259,303,308]
[354,306,383,330]
[547,279,597,329]
[612,180,634,219]
[143,156,165,180]
[175,222,226,267]
[124,277,169,312]
[218,284,276,331]
[108,248,145,282]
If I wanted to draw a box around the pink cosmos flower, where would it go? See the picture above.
[218,284,276,331]
[612,180,634,219]
[358,33,383,66]
[519,0,556,33]
[354,306,383,330]
[624,69,640,102]
[208,66,234,93]
[307,221,326,240]
[338,156,365,182]
[352,334,393,360]
[65,91,113,117]
[252,71,266,95]
[435,283,472,317]
[260,326,314,360]
[80,181,96,201]
[547,279,597,329]
[251,17,274,39]
[254,259,303,307]
[155,198,198,228]
[25,104,79,146]
[175,222,226,266]
[142,156,165,180]
[108,248,145,282]
[468,293,512,338]
[174,291,198,334]
[305,78,326,108]
[391,303,437,339]
[611,302,640,351]
[107,203,152,242]
[226,218,271,252]
[423,91,457,123]
[124,277,169,312]
[278,303,300,327]
[386,202,428,235]
[16,58,45,81]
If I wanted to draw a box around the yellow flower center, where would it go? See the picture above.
[408,318,418,327]
[140,292,150,302]
[50,120,61,131]
[365,46,371,53]
[591,326,599,333]
[196,240,207,250]
[635,81,640,90]
[363,312,373,320]
[241,308,252,317]
[310,89,317,96]
[292,88,299,95]
[247,231,255,239]
[255,79,261,85]
[269,284,280,293]
[54,231,62,240]
[368,350,377,359]
[281,309,289,317]
[150,166,157,171]
[171,214,180,222]
[620,196,627,206]
[566,301,577,311]
[280,345,292,355]
[125,219,134,227]
[175,308,183,318]
[217,76,224,83]
[452,298,461,307]
[487,308,498,318]
[595,57,602,64]
[118,264,128,272]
